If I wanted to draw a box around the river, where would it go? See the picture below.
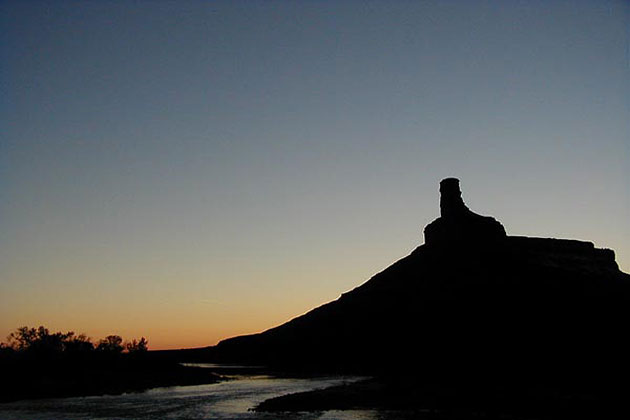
[0,373,383,420]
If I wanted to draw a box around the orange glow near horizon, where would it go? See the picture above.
[1,258,389,350]
[3,234,628,350]
[1,300,318,350]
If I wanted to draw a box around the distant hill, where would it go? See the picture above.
[178,179,630,393]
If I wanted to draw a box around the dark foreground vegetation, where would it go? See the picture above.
[0,326,222,403]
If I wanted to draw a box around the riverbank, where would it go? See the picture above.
[0,375,362,420]
[0,358,223,403]
[255,377,627,419]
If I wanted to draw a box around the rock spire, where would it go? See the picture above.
[424,178,506,246]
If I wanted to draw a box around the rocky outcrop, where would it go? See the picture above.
[206,178,630,397]
[424,178,506,246]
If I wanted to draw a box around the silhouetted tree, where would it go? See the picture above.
[6,326,72,354]
[125,337,148,353]
[6,326,40,351]
[96,335,124,353]
[3,326,146,359]
[63,333,94,353]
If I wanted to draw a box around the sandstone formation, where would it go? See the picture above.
[424,177,506,246]
[198,179,629,403]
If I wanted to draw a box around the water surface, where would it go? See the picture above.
[0,374,381,420]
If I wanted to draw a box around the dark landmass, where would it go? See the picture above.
[11,178,628,418]
[209,178,630,416]
[0,344,223,403]
[255,377,624,419]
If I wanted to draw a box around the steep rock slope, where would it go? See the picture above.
[214,179,630,386]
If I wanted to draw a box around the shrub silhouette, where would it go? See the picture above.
[7,326,72,355]
[3,326,147,355]
[0,325,222,403]
[64,333,95,353]
[125,337,148,353]
[96,335,124,353]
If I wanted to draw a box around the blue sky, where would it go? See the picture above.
[1,0,628,349]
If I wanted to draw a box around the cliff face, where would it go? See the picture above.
[213,179,630,386]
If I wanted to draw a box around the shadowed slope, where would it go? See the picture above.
[211,179,630,393]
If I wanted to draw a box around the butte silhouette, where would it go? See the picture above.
[184,178,630,402]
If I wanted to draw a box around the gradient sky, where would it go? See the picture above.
[1,0,628,350]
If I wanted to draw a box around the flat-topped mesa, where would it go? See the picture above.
[424,178,506,246]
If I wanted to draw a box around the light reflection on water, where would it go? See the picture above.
[0,375,384,420]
